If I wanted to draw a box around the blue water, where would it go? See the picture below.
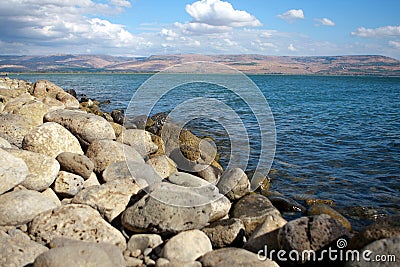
[14,73,400,229]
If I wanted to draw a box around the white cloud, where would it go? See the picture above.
[288,43,297,51]
[315,18,335,27]
[278,9,304,23]
[389,41,400,49]
[351,25,400,38]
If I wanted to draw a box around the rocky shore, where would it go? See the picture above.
[0,77,398,266]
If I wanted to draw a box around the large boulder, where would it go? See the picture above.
[7,149,60,191]
[44,109,116,147]
[0,190,57,226]
[117,129,158,157]
[0,148,28,194]
[217,168,250,200]
[11,99,49,126]
[0,113,36,147]
[22,122,83,158]
[32,80,79,109]
[29,204,126,250]
[146,155,178,179]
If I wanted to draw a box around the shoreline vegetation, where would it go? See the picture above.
[0,77,398,266]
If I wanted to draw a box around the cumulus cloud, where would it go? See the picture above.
[315,18,335,27]
[288,43,297,51]
[278,9,304,23]
[351,25,400,38]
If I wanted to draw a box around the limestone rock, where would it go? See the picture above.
[44,109,116,146]
[102,161,133,182]
[127,234,163,254]
[12,99,49,126]
[202,218,245,248]
[147,155,177,179]
[168,171,210,187]
[0,113,36,147]
[32,80,79,109]
[29,204,127,250]
[72,179,141,222]
[56,152,94,180]
[162,230,212,262]
[86,139,144,174]
[41,188,62,207]
[118,129,158,157]
[41,96,65,111]
[0,148,28,194]
[7,149,60,191]
[53,171,84,197]
[22,122,83,158]
[217,168,250,200]
[83,172,101,188]
[0,136,11,148]
[0,190,57,226]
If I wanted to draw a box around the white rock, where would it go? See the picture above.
[0,148,28,194]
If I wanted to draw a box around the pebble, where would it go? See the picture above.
[53,171,84,197]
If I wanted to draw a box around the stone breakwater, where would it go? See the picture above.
[0,77,398,267]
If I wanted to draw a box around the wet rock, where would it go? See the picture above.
[278,214,350,264]
[199,247,278,267]
[348,215,400,250]
[305,198,334,206]
[29,204,127,250]
[147,155,177,179]
[53,171,84,197]
[7,149,60,191]
[151,112,168,130]
[86,139,144,174]
[65,89,77,99]
[244,209,287,253]
[231,194,278,237]
[0,190,57,226]
[127,234,163,255]
[22,122,83,158]
[0,136,11,148]
[217,168,250,200]
[0,148,28,194]
[0,113,36,147]
[0,230,48,267]
[44,109,116,147]
[307,204,352,231]
[56,152,94,180]
[162,230,212,262]
[117,129,158,157]
[72,179,141,222]
[267,195,306,213]
[202,218,245,248]
[111,109,125,125]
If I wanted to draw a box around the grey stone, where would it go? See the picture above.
[53,171,84,197]
[44,109,116,146]
[41,188,62,207]
[0,230,48,267]
[126,161,164,188]
[83,172,101,188]
[56,152,94,179]
[217,168,250,200]
[7,149,60,191]
[199,247,278,267]
[307,204,352,231]
[0,190,57,226]
[22,122,83,158]
[0,148,28,194]
[102,161,134,182]
[202,218,245,248]
[0,113,36,147]
[117,129,158,157]
[147,155,177,179]
[29,204,127,250]
[127,234,163,254]
[86,139,144,174]
[168,171,211,187]
[162,229,212,262]
[72,179,141,222]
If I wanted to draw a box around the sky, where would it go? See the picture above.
[0,0,399,58]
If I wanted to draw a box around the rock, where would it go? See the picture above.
[44,109,116,147]
[278,214,350,264]
[305,198,334,206]
[41,96,65,111]
[41,188,62,207]
[209,195,231,222]
[29,204,127,250]
[111,109,125,125]
[162,230,212,262]
[0,148,28,194]
[168,171,211,187]
[345,236,400,267]
[150,133,165,156]
[72,179,141,222]
[3,92,34,112]
[121,182,225,234]
[86,139,144,174]
[0,136,11,148]
[118,129,158,157]
[7,149,60,191]
[0,102,4,112]
[147,155,177,179]
[348,215,400,250]
[231,194,278,237]
[197,163,223,183]
[0,230,48,267]
[0,190,57,226]
[22,122,84,158]
[217,168,250,200]
[32,80,79,109]
[267,195,306,213]
[307,204,352,231]
[125,161,164,187]
[102,161,134,182]
[53,171,84,197]
[65,89,77,99]
[56,152,94,180]
[83,172,101,188]
[0,113,36,147]
[156,258,202,267]
[12,99,49,126]
[244,209,287,253]
[199,247,278,267]
[202,218,245,248]
[110,121,124,138]
[127,234,163,254]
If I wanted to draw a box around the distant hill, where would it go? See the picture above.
[0,54,399,76]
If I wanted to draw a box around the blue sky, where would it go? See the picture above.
[0,0,399,58]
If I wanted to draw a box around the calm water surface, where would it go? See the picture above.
[15,73,400,229]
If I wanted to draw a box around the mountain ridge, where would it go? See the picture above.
[0,54,399,76]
